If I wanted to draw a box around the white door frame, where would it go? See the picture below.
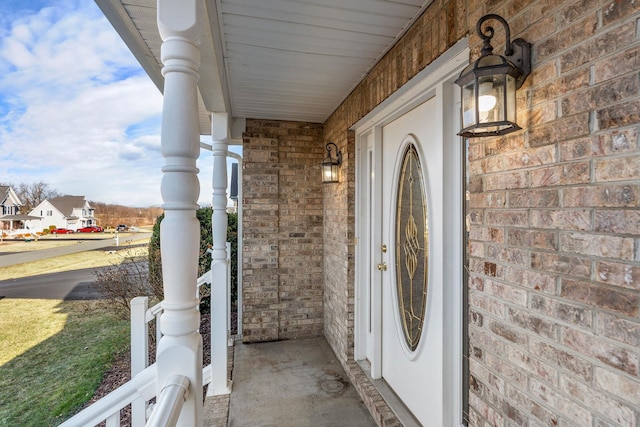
[353,39,468,427]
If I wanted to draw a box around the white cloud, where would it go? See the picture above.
[0,0,218,207]
[0,1,237,208]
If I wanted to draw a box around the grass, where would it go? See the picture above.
[0,299,129,427]
[0,239,146,426]
[0,243,149,281]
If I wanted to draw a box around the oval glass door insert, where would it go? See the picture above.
[395,142,429,351]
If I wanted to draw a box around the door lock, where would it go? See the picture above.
[381,244,387,253]
[377,262,388,271]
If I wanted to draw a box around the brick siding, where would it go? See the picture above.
[242,120,325,342]
[242,0,640,425]
[464,0,640,426]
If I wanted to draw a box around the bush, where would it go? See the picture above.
[92,249,162,318]
[148,209,238,314]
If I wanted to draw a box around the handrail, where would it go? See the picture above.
[58,365,156,427]
[146,375,190,427]
[59,264,225,426]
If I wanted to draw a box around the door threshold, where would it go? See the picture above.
[356,359,422,427]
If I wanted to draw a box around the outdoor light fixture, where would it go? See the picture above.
[455,14,531,137]
[321,142,342,183]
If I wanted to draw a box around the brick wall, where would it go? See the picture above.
[320,0,640,425]
[242,119,325,342]
[465,0,640,426]
[242,0,640,425]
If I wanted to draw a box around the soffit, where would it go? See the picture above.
[96,0,432,134]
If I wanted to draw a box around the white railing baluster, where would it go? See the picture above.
[105,412,120,427]
[227,241,233,346]
[130,296,149,426]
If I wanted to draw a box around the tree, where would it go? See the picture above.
[16,181,61,212]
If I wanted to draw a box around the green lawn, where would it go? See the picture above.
[0,299,129,427]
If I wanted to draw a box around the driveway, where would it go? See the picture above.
[0,268,102,300]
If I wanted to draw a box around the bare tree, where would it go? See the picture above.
[16,181,61,212]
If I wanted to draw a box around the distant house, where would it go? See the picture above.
[28,195,96,232]
[0,185,24,231]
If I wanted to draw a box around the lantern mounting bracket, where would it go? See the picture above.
[477,14,531,89]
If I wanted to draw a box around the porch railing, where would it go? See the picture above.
[59,249,232,426]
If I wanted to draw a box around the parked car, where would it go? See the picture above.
[116,224,127,231]
[78,226,104,233]
[51,228,74,234]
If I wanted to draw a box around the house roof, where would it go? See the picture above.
[0,185,22,206]
[95,0,432,135]
[47,196,89,217]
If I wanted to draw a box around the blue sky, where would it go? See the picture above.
[0,0,230,207]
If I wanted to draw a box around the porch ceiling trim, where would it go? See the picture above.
[96,0,434,133]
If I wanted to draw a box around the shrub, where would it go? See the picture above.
[92,248,161,318]
[148,209,238,314]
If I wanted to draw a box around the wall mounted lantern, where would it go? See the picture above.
[321,142,342,183]
[455,14,531,138]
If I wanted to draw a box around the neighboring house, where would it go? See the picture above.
[0,185,24,231]
[28,195,95,232]
[78,1,639,426]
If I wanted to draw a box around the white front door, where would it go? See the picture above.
[354,44,467,426]
[380,96,444,425]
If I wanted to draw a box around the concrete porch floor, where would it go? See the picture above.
[204,336,377,426]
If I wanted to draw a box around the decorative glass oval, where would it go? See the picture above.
[395,143,429,351]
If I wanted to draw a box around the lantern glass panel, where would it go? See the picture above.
[478,74,504,124]
[461,81,476,128]
[506,74,516,123]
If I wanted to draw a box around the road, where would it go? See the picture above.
[0,268,102,300]
[0,232,151,268]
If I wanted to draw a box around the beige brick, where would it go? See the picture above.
[530,209,591,231]
[505,266,557,294]
[559,232,634,260]
[536,14,598,61]
[597,312,640,348]
[508,229,557,250]
[598,100,640,130]
[595,156,640,182]
[529,114,590,148]
[561,328,638,376]
[485,210,528,227]
[507,307,558,339]
[560,278,639,316]
[484,279,528,306]
[594,367,640,406]
[503,146,556,171]
[595,261,640,291]
[561,21,636,72]
[560,375,636,427]
[530,338,593,382]
[530,161,590,187]
[531,251,591,278]
[508,347,558,386]
[483,171,528,190]
[529,294,593,329]
[530,378,593,425]
[594,41,640,84]
[563,184,640,207]
[594,209,640,234]
[508,189,559,208]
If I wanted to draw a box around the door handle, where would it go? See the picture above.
[377,262,387,271]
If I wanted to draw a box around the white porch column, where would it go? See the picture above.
[208,112,232,395]
[156,1,203,425]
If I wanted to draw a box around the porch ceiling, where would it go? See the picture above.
[96,0,432,134]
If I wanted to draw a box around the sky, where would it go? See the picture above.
[0,0,238,207]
